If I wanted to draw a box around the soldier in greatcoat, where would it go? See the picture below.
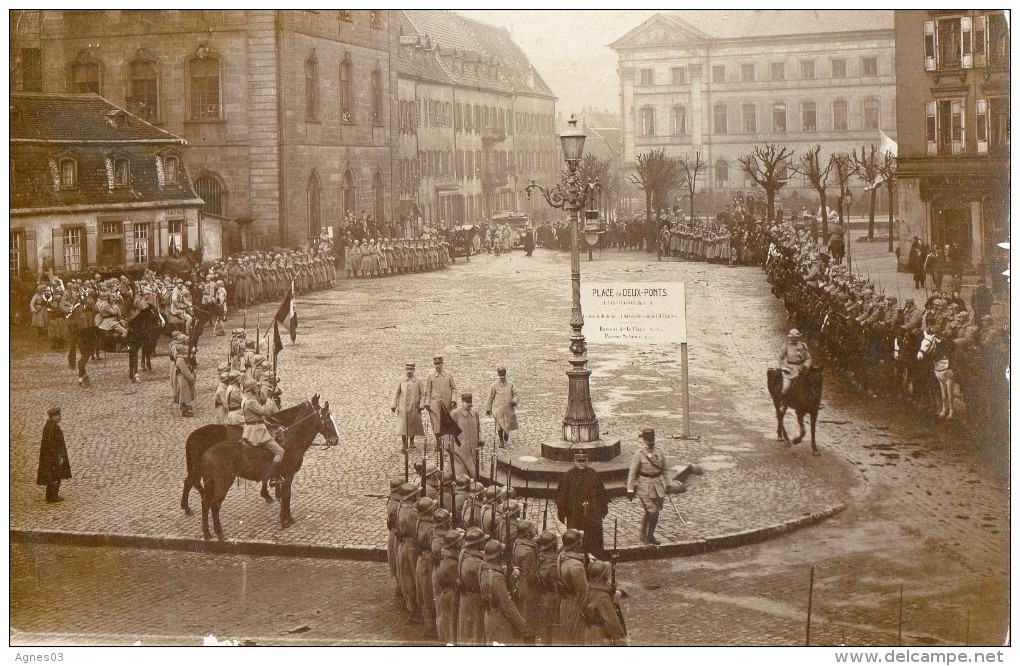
[386,477,404,599]
[449,392,481,478]
[536,530,560,646]
[414,497,438,633]
[425,356,457,454]
[391,362,426,451]
[479,540,532,645]
[433,528,463,644]
[461,481,486,529]
[395,482,422,620]
[556,529,589,645]
[512,519,542,639]
[580,560,628,646]
[456,527,488,645]
[485,366,519,448]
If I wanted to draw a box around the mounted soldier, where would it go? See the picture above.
[778,328,812,395]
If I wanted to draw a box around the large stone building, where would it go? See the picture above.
[394,10,560,227]
[11,9,397,249]
[893,10,1009,272]
[610,11,897,212]
[10,92,205,279]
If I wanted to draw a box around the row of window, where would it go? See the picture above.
[923,12,1008,72]
[49,155,180,190]
[414,149,558,180]
[397,98,554,136]
[925,97,1009,156]
[637,56,880,86]
[305,170,386,237]
[305,55,383,125]
[60,10,383,33]
[637,99,883,137]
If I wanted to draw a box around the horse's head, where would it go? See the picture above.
[308,394,339,447]
[917,331,938,361]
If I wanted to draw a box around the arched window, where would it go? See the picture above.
[714,159,729,187]
[671,105,687,135]
[128,58,158,121]
[772,102,787,132]
[194,175,223,216]
[371,67,383,126]
[640,106,656,136]
[189,53,221,120]
[305,54,319,121]
[307,172,321,238]
[341,168,355,218]
[69,58,100,94]
[373,172,384,222]
[340,55,353,123]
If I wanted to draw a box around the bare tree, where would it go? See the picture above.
[628,148,680,228]
[737,143,795,223]
[677,152,708,222]
[793,144,833,243]
[849,145,882,241]
[876,152,898,253]
[828,153,853,230]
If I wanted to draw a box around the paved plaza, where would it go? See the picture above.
[10,248,860,556]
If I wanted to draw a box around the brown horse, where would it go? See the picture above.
[180,399,310,515]
[767,366,823,455]
[198,395,339,540]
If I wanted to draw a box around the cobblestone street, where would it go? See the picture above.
[10,248,1010,646]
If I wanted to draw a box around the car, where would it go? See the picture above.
[490,212,532,248]
[450,225,481,260]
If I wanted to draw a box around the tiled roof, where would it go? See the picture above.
[10,92,188,143]
[398,10,555,99]
[584,112,620,130]
[10,94,201,212]
[591,127,622,156]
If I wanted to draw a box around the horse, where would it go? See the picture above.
[767,366,823,455]
[180,398,307,516]
[197,395,339,541]
[917,331,957,419]
[141,302,219,375]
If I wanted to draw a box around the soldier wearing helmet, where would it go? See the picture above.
[556,528,589,645]
[479,540,533,645]
[433,527,464,644]
[396,482,422,620]
[386,477,405,599]
[512,520,542,640]
[461,482,486,529]
[414,497,438,633]
[535,530,560,646]
[778,328,812,395]
[580,560,628,646]
[456,527,488,645]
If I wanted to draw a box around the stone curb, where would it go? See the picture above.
[10,504,844,563]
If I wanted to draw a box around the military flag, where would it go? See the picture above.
[274,282,297,343]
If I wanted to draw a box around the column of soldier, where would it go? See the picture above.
[208,328,283,425]
[213,246,337,310]
[763,219,1008,419]
[657,214,734,263]
[384,462,628,646]
[343,235,450,278]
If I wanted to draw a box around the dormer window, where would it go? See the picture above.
[114,158,131,187]
[164,156,179,184]
[60,158,77,188]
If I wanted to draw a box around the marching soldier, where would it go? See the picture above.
[627,428,669,545]
[461,481,486,529]
[556,528,589,645]
[536,530,561,646]
[456,526,488,645]
[395,482,422,622]
[386,477,405,600]
[414,497,438,634]
[580,560,628,646]
[512,519,542,640]
[433,527,463,644]
[479,540,533,645]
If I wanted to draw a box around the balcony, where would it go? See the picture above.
[481,126,507,144]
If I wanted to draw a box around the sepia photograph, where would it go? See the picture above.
[7,6,1012,659]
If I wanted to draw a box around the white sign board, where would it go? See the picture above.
[581,281,687,345]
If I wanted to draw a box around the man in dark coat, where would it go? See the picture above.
[37,406,71,503]
[524,227,536,257]
[556,451,609,556]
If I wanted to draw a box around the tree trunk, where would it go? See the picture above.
[689,186,695,223]
[818,190,829,244]
[645,189,652,229]
[836,196,844,229]
[867,188,877,240]
[887,182,896,253]
[766,189,776,223]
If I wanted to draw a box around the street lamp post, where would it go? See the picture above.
[844,191,854,272]
[526,116,602,444]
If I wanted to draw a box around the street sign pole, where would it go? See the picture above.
[681,341,691,439]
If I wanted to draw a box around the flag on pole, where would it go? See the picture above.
[274,282,297,343]
[272,320,283,368]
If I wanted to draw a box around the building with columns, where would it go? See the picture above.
[610,11,896,212]
[11,9,397,250]
[893,10,1009,272]
[395,10,560,227]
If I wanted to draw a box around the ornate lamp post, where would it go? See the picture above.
[526,116,604,445]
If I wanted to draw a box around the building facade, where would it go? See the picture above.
[10,93,205,279]
[11,9,397,249]
[395,10,560,227]
[893,10,1009,270]
[610,11,897,212]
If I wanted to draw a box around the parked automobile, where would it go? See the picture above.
[450,224,481,260]
[490,211,532,248]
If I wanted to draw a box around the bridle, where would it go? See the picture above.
[278,401,338,449]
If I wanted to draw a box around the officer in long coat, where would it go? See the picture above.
[485,366,519,447]
[456,527,488,645]
[626,428,669,545]
[37,406,71,503]
[433,528,463,644]
[556,529,589,645]
[480,540,532,645]
[449,392,481,478]
[424,356,457,452]
[395,482,422,619]
[392,363,426,451]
